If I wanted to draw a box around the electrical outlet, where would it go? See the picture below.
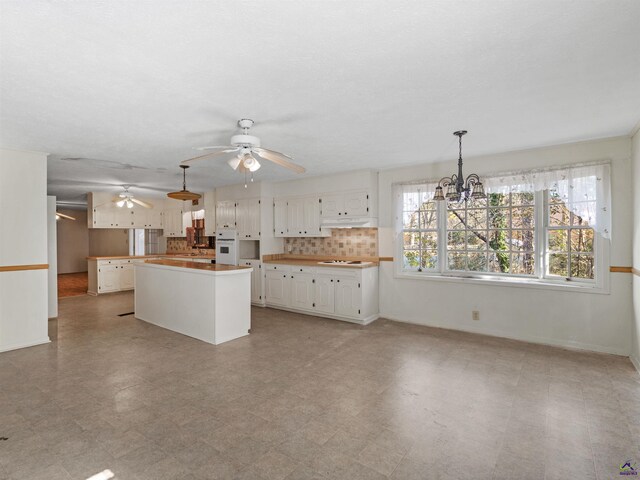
[472,310,480,321]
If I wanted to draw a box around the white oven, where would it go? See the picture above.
[216,230,239,265]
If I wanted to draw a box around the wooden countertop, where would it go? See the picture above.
[142,259,250,272]
[262,255,380,269]
[87,254,216,260]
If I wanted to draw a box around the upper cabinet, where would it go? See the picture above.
[275,195,323,237]
[236,198,261,238]
[204,191,216,236]
[216,200,236,230]
[163,204,184,237]
[273,198,288,236]
[321,190,369,218]
[88,192,163,229]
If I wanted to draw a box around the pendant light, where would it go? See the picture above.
[167,165,201,201]
[433,130,486,203]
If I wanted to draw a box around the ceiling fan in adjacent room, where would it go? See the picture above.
[55,212,76,221]
[182,119,306,185]
[112,186,153,209]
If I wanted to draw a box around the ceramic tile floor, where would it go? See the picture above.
[1,292,639,480]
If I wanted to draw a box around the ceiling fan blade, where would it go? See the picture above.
[253,148,306,174]
[131,198,153,209]
[56,212,76,221]
[112,196,124,203]
[182,147,240,165]
[193,146,235,151]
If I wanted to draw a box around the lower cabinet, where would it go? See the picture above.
[264,264,378,324]
[241,259,263,304]
[88,258,154,295]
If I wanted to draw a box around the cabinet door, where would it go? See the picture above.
[320,193,344,218]
[236,199,260,238]
[116,207,135,227]
[93,205,119,227]
[204,191,216,236]
[274,199,288,237]
[290,274,314,310]
[216,200,236,230]
[334,277,361,318]
[313,276,335,314]
[131,206,148,228]
[163,208,183,236]
[246,261,262,303]
[98,265,120,293]
[248,198,261,237]
[286,198,304,236]
[265,271,290,306]
[302,197,321,235]
[148,209,163,229]
[120,264,134,290]
[343,191,369,217]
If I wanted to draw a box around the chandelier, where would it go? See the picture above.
[433,130,485,203]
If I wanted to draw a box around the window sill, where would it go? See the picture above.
[394,271,609,294]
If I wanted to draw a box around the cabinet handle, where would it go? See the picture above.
[337,279,340,282]
[338,213,341,216]
[283,274,286,278]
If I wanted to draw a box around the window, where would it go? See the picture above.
[446,192,535,275]
[395,163,610,289]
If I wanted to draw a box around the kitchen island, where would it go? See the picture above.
[135,259,252,345]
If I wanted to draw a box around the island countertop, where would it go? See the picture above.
[87,253,216,260]
[142,259,250,272]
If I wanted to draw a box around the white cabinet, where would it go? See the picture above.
[132,206,163,228]
[321,190,369,218]
[204,191,216,236]
[216,200,236,230]
[89,258,158,295]
[120,263,135,290]
[241,259,263,304]
[279,195,323,237]
[334,277,362,318]
[98,265,120,293]
[88,192,164,229]
[92,204,131,228]
[163,207,184,237]
[274,199,288,237]
[313,276,335,314]
[289,273,314,310]
[237,198,261,238]
[265,270,290,307]
[265,264,378,324]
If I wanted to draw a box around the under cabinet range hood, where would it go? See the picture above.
[320,217,378,228]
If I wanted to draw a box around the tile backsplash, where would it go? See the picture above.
[166,237,214,254]
[284,228,378,257]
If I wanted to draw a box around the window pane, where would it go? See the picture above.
[466,209,487,230]
[421,232,438,249]
[448,252,467,270]
[510,230,535,252]
[421,250,438,270]
[511,253,535,275]
[488,230,509,251]
[467,252,487,272]
[466,231,488,250]
[447,210,466,230]
[447,230,466,249]
[570,228,594,252]
[549,203,570,227]
[420,198,437,211]
[403,250,421,269]
[571,254,594,279]
[419,211,438,229]
[403,211,420,229]
[548,229,568,252]
[511,207,535,229]
[512,192,535,206]
[570,203,595,226]
[488,207,510,229]
[403,232,421,249]
[488,252,510,273]
[468,197,487,208]
[403,192,420,212]
[549,253,568,277]
[488,193,510,207]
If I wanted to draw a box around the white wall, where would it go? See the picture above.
[47,196,58,318]
[631,129,640,369]
[378,137,633,356]
[0,148,50,352]
[57,208,89,273]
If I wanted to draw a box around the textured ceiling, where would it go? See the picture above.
[1,0,639,204]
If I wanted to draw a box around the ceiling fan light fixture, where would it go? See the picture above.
[243,155,261,172]
[116,200,125,207]
[167,165,202,201]
[227,156,242,170]
[126,200,134,208]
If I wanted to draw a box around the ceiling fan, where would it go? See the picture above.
[55,212,76,221]
[112,186,153,209]
[181,119,306,178]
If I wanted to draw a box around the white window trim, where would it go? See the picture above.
[395,191,610,294]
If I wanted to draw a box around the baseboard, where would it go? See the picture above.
[630,354,640,375]
[0,337,50,353]
[265,304,379,326]
[380,313,629,357]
